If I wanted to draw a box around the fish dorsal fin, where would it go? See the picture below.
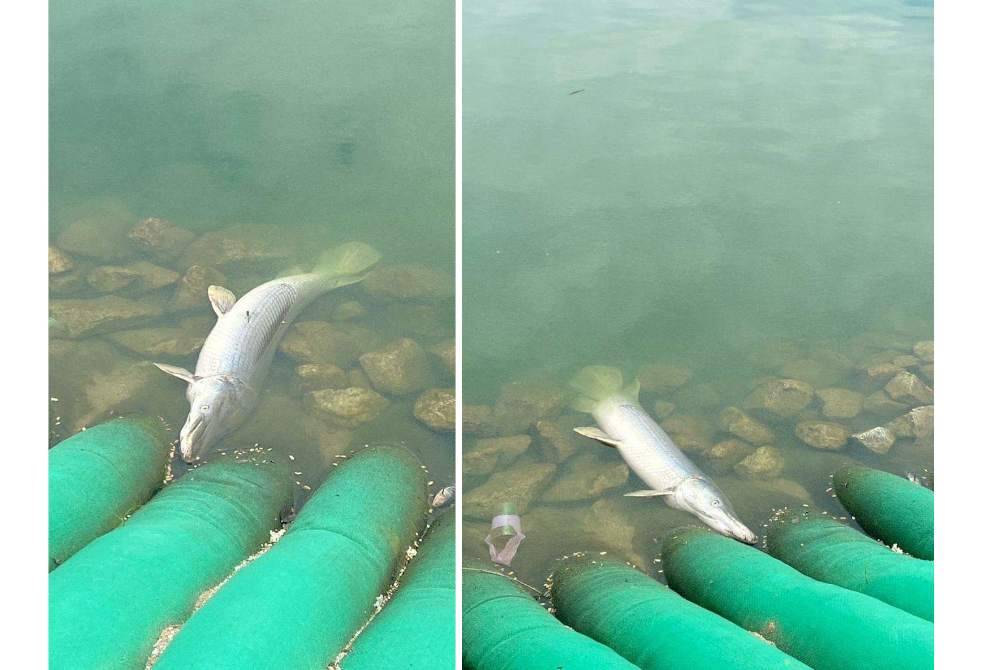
[154,362,196,384]
[622,378,640,401]
[624,489,675,498]
[574,426,622,448]
[208,285,237,318]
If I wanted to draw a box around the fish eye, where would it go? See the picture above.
[712,499,721,506]
[201,404,210,412]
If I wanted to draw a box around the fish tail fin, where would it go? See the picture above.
[311,242,382,288]
[569,365,639,413]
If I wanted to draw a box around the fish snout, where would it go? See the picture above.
[179,413,207,463]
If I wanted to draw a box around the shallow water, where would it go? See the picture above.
[49,1,455,502]
[463,0,932,587]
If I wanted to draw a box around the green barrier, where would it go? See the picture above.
[155,446,428,670]
[661,527,933,670]
[49,417,171,569]
[462,564,639,670]
[550,555,809,670]
[767,516,933,621]
[49,459,292,670]
[833,465,934,560]
[341,510,456,670]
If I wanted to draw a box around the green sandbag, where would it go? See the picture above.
[155,446,428,670]
[49,459,292,670]
[833,465,934,559]
[463,563,639,670]
[550,555,809,670]
[767,516,933,621]
[49,417,171,569]
[661,527,933,670]
[341,510,456,670]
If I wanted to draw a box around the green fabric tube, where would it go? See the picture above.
[462,564,639,670]
[768,516,933,621]
[49,459,292,670]
[49,417,171,570]
[550,555,809,670]
[341,510,456,670]
[155,446,428,670]
[833,465,934,559]
[661,527,933,670]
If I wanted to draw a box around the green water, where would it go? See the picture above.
[463,0,932,586]
[49,1,455,497]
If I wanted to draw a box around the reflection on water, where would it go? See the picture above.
[49,1,455,500]
[463,0,932,587]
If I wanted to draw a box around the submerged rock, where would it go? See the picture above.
[851,426,896,455]
[541,453,629,503]
[294,363,350,393]
[49,268,91,297]
[734,446,785,480]
[779,357,847,388]
[794,420,850,450]
[660,415,714,453]
[463,435,532,477]
[884,371,933,405]
[87,261,180,293]
[703,439,755,475]
[865,362,905,383]
[128,217,196,261]
[863,390,908,417]
[492,380,566,434]
[744,378,815,419]
[534,417,590,463]
[280,321,366,367]
[359,337,434,395]
[307,387,388,428]
[385,302,452,339]
[362,264,453,301]
[888,405,934,439]
[329,300,367,321]
[463,405,497,436]
[672,382,723,412]
[429,339,456,377]
[718,406,774,445]
[637,362,693,392]
[49,295,164,338]
[178,224,296,271]
[413,388,456,432]
[653,400,677,420]
[106,326,204,358]
[913,340,934,363]
[54,200,135,261]
[816,388,864,419]
[918,364,934,383]
[48,246,75,275]
[463,461,557,520]
[73,361,183,431]
[171,265,227,312]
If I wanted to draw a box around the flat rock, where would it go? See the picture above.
[816,388,864,419]
[660,415,714,453]
[413,388,455,432]
[703,439,755,475]
[463,461,557,520]
[49,268,91,297]
[542,453,629,502]
[362,264,453,301]
[49,246,75,274]
[637,362,693,392]
[744,378,815,419]
[49,295,164,338]
[128,217,196,261]
[359,337,433,395]
[329,300,367,321]
[294,363,350,392]
[307,387,388,428]
[719,406,774,445]
[87,261,180,293]
[913,340,934,363]
[851,426,896,455]
[863,390,908,416]
[463,405,497,436]
[171,265,227,312]
[106,327,204,358]
[534,416,589,463]
[492,380,566,434]
[734,446,785,480]
[884,371,933,405]
[280,321,366,367]
[464,435,532,477]
[178,224,296,271]
[888,405,934,439]
[865,362,905,383]
[794,420,850,450]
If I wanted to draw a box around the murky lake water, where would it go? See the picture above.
[463,0,932,587]
[49,0,455,503]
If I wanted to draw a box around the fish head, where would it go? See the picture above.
[674,477,758,544]
[180,375,254,463]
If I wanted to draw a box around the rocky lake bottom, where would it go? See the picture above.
[49,198,456,508]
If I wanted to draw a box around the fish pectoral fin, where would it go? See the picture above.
[154,362,196,384]
[208,285,237,317]
[573,426,622,448]
[624,488,675,498]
